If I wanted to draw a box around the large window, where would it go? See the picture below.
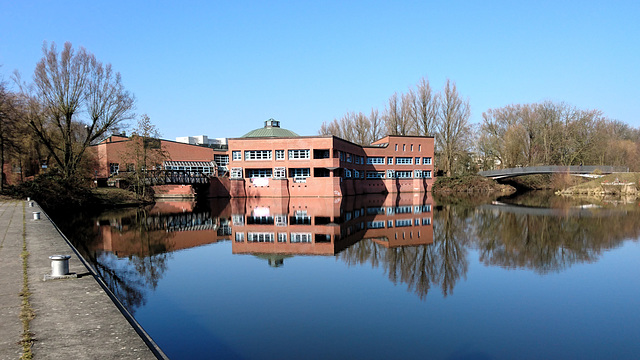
[396,157,413,165]
[214,155,229,166]
[291,233,312,243]
[423,157,432,165]
[290,168,310,178]
[366,171,385,179]
[288,149,310,160]
[246,168,272,178]
[367,157,385,164]
[109,163,119,175]
[232,151,241,161]
[424,170,432,178]
[275,150,285,160]
[396,171,413,178]
[247,232,275,243]
[245,150,272,160]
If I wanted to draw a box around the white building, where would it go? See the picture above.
[176,135,228,147]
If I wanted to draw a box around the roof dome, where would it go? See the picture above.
[242,119,299,138]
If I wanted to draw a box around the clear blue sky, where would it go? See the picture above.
[1,1,638,140]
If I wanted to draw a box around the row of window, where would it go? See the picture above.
[394,143,422,152]
[231,167,432,179]
[233,149,311,161]
[235,232,314,243]
[231,149,432,166]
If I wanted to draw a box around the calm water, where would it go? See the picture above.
[54,192,640,360]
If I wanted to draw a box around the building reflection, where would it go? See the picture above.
[230,193,434,263]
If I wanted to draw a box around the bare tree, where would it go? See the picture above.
[125,114,166,199]
[369,108,384,142]
[16,42,135,180]
[414,77,438,136]
[435,79,472,177]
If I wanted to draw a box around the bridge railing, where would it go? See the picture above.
[478,165,629,178]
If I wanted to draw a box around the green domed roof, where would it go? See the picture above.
[242,119,299,138]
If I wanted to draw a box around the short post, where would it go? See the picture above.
[33,212,41,220]
[27,197,31,202]
[49,255,71,276]
[29,201,34,208]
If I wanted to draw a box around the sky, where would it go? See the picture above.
[1,1,638,140]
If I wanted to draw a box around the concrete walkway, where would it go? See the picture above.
[0,200,164,360]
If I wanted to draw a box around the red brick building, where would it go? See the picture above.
[225,120,435,197]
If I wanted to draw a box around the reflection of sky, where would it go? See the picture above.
[135,240,640,360]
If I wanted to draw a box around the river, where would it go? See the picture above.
[52,191,640,360]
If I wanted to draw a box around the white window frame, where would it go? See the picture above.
[415,157,420,165]
[247,232,275,243]
[230,167,243,179]
[424,170,432,178]
[275,150,285,160]
[245,150,272,160]
[367,157,385,164]
[274,167,286,179]
[291,168,310,178]
[423,157,432,165]
[232,151,241,161]
[247,169,272,178]
[291,233,312,243]
[366,171,385,179]
[288,149,310,160]
[396,171,412,178]
[396,157,413,165]
[387,157,394,165]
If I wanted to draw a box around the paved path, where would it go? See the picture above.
[0,200,164,360]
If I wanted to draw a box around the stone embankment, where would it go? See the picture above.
[0,199,166,360]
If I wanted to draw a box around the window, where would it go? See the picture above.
[387,157,393,165]
[277,233,287,243]
[396,157,413,165]
[424,170,432,178]
[126,163,135,172]
[396,171,412,178]
[109,163,119,175]
[387,170,395,178]
[345,169,352,178]
[423,157,432,165]
[290,168,310,179]
[245,150,272,160]
[396,219,412,227]
[339,151,345,161]
[275,215,287,226]
[247,169,272,178]
[247,232,275,243]
[232,214,244,225]
[395,144,398,151]
[366,171,385,179]
[274,167,286,179]
[367,157,385,164]
[403,144,406,151]
[291,233,312,243]
[415,157,420,165]
[275,150,285,160]
[214,155,229,166]
[414,170,422,178]
[289,149,310,159]
[411,144,414,151]
[232,151,241,161]
[230,167,243,179]
[419,144,422,152]
[235,232,245,242]
[346,153,352,163]
[367,221,385,229]
[422,217,432,225]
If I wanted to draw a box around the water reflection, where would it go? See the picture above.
[54,192,640,314]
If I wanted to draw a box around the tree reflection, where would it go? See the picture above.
[472,204,640,274]
[338,203,471,300]
[55,206,173,313]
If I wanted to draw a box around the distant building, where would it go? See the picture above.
[175,135,227,148]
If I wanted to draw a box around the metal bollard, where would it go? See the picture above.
[33,212,41,220]
[27,197,31,201]
[29,201,34,207]
[49,255,71,276]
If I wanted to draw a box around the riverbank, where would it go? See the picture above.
[556,172,640,196]
[0,199,164,359]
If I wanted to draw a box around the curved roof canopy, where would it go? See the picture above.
[242,119,299,138]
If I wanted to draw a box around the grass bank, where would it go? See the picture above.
[558,172,640,195]
[433,174,516,194]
